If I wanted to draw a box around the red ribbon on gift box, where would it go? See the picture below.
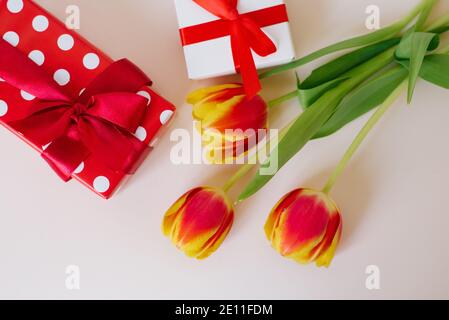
[0,39,151,182]
[180,0,289,98]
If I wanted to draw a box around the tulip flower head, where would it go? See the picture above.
[163,187,234,259]
[187,84,268,164]
[265,189,342,267]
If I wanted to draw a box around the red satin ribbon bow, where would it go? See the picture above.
[181,0,288,98]
[0,39,151,182]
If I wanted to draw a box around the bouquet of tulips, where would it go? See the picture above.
[163,0,449,267]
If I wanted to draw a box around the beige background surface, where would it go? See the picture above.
[1,0,449,299]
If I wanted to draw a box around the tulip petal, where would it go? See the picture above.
[193,95,245,129]
[173,188,232,256]
[196,211,234,259]
[211,95,268,133]
[188,84,268,164]
[290,212,340,266]
[163,186,234,259]
[265,189,302,241]
[314,214,342,268]
[180,229,220,258]
[278,193,330,256]
[162,188,200,236]
[187,84,243,105]
[202,133,257,164]
[265,188,343,267]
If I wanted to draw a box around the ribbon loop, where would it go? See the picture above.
[194,0,238,20]
[1,38,152,182]
[42,131,90,182]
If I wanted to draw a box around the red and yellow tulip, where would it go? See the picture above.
[187,84,268,163]
[265,189,342,267]
[162,187,234,259]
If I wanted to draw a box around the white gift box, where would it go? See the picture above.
[174,0,296,80]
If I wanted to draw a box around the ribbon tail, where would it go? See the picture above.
[78,117,149,175]
[230,24,261,99]
[8,104,73,146]
[42,128,91,182]
[241,17,277,57]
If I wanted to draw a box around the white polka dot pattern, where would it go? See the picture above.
[73,162,84,174]
[135,126,147,141]
[53,69,70,86]
[32,15,49,32]
[83,53,100,70]
[93,176,110,193]
[7,0,24,14]
[28,50,45,66]
[160,110,174,125]
[20,90,35,101]
[137,90,152,105]
[3,31,19,46]
[42,142,52,150]
[0,100,8,117]
[57,34,74,51]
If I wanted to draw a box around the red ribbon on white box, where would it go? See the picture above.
[180,0,289,98]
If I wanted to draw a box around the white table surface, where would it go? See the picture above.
[1,0,449,299]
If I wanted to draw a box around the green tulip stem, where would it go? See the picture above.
[322,81,407,195]
[268,90,299,109]
[222,121,295,195]
[222,162,254,194]
[415,0,438,31]
[426,12,449,31]
[223,91,300,193]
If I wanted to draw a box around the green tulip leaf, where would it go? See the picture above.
[299,77,348,108]
[301,38,400,90]
[238,91,341,202]
[314,67,409,139]
[396,32,440,103]
[399,54,449,89]
[395,32,439,59]
[395,32,439,102]
[297,39,400,108]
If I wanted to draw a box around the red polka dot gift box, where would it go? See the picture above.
[0,0,176,199]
